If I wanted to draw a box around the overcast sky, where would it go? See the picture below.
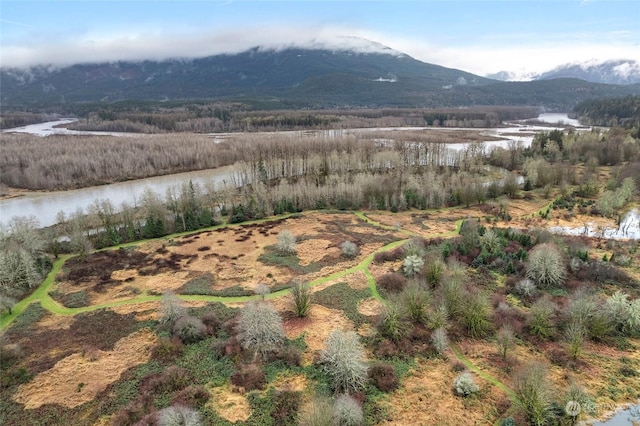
[1,0,639,78]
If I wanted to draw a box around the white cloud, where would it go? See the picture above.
[0,25,401,68]
[1,24,639,79]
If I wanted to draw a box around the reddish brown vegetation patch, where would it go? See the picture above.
[13,328,156,409]
[3,309,141,375]
[63,248,194,292]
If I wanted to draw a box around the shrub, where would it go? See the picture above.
[320,329,368,393]
[156,404,202,426]
[340,240,359,258]
[513,363,554,426]
[480,229,503,254]
[605,291,640,336]
[237,301,285,360]
[431,327,449,356]
[378,301,411,342]
[563,381,596,419]
[402,238,426,257]
[0,295,17,314]
[460,291,493,338]
[160,291,187,327]
[141,366,192,395]
[271,389,302,426]
[230,363,266,391]
[425,258,445,287]
[496,324,516,360]
[377,273,407,295]
[277,230,297,254]
[564,320,586,361]
[369,363,399,392]
[441,262,467,315]
[514,278,537,300]
[291,281,312,318]
[332,394,363,426]
[112,399,150,426]
[172,385,210,408]
[403,254,424,277]
[373,247,404,263]
[399,280,430,324]
[453,371,479,397]
[272,346,302,367]
[298,395,333,426]
[201,312,221,335]
[527,297,557,340]
[451,361,466,372]
[173,316,207,344]
[526,243,565,288]
[428,302,450,330]
[500,418,516,426]
[151,337,184,363]
[254,283,271,300]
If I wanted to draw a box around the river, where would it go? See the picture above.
[0,113,581,228]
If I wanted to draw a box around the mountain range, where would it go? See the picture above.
[2,42,640,110]
[487,59,640,85]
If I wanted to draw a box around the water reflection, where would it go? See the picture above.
[550,209,640,240]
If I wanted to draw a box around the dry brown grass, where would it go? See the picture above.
[13,328,156,409]
[209,385,252,422]
[381,357,507,426]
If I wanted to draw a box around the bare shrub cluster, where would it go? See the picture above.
[320,329,368,393]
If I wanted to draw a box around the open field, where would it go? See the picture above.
[2,183,639,426]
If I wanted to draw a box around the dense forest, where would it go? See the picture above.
[573,95,640,129]
[0,105,538,132]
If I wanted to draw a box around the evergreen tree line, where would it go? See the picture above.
[573,95,640,129]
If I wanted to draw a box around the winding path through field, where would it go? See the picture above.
[0,209,517,415]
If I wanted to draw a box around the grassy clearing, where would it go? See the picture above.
[313,282,371,328]
[257,246,323,274]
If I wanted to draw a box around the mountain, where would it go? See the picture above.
[485,70,537,82]
[489,59,640,85]
[536,59,640,85]
[2,45,640,110]
[0,47,490,107]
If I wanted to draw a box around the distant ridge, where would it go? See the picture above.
[488,59,640,85]
[2,41,640,109]
[536,59,640,85]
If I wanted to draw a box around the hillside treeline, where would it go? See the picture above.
[0,112,59,130]
[574,95,640,128]
[63,105,538,133]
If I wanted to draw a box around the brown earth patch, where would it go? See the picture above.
[272,373,309,393]
[283,304,353,360]
[4,309,141,376]
[36,314,75,331]
[13,328,156,409]
[209,385,251,422]
[358,297,383,317]
[381,357,506,426]
[108,301,161,321]
[297,238,337,266]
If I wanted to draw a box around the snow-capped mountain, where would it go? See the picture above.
[489,59,640,84]
[536,59,640,84]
